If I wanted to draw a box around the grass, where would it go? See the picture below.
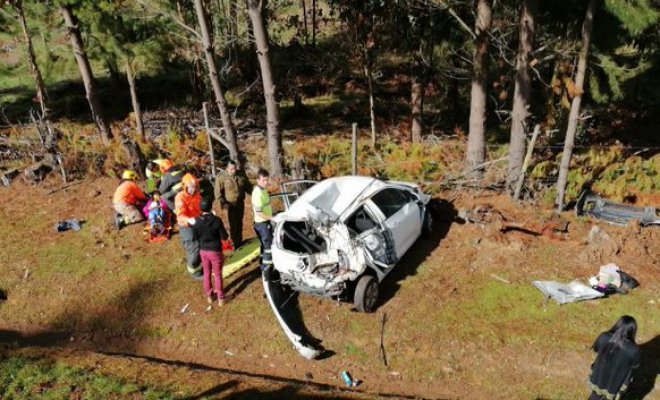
[0,356,176,400]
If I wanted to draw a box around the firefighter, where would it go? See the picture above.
[175,173,203,279]
[112,170,148,230]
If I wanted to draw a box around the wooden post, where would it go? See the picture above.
[513,124,540,201]
[352,123,358,175]
[202,102,217,178]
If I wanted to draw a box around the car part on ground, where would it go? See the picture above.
[576,190,660,226]
[262,268,323,360]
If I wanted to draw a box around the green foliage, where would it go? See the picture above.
[604,0,660,36]
[0,357,175,400]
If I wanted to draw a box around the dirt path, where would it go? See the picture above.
[1,177,658,399]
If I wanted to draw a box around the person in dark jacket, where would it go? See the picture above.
[192,196,231,306]
[589,315,641,400]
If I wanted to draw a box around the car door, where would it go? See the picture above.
[278,180,318,209]
[369,187,422,258]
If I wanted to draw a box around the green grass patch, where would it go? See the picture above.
[0,357,176,400]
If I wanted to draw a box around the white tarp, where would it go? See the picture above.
[532,280,604,304]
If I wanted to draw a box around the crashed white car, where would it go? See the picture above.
[271,176,433,313]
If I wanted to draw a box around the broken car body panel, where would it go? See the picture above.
[576,190,660,226]
[271,176,430,298]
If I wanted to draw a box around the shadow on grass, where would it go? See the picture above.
[378,198,459,309]
[0,280,161,354]
[623,334,660,400]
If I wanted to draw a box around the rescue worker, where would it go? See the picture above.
[251,168,273,272]
[145,159,166,194]
[175,173,203,279]
[112,170,148,230]
[214,160,253,247]
[158,159,184,211]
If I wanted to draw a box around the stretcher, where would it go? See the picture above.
[223,238,261,278]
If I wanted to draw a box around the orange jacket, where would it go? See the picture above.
[113,181,147,205]
[175,190,201,227]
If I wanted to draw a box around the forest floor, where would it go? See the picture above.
[0,175,658,399]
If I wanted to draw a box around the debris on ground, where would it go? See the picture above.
[589,263,639,295]
[180,303,189,314]
[458,204,568,240]
[532,280,604,304]
[576,189,660,226]
[55,219,83,232]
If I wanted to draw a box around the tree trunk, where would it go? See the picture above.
[465,0,492,176]
[556,0,596,211]
[301,0,308,44]
[125,60,145,141]
[16,0,49,118]
[364,56,376,148]
[311,0,316,46]
[410,78,424,143]
[506,0,536,194]
[194,0,242,167]
[60,5,113,145]
[247,0,283,177]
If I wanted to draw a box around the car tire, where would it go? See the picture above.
[354,275,379,313]
[422,208,434,237]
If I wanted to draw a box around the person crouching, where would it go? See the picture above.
[113,170,147,230]
[192,197,231,306]
[175,173,202,279]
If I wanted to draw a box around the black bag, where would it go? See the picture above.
[618,270,639,290]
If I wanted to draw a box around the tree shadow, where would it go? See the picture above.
[377,198,459,309]
[623,334,660,400]
[181,380,239,400]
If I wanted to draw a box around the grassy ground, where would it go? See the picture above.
[0,176,658,399]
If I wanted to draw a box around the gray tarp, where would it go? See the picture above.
[532,280,604,304]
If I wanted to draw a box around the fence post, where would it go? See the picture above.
[352,123,358,175]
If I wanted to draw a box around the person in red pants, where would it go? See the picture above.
[192,196,231,306]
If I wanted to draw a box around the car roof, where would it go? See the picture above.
[285,176,387,220]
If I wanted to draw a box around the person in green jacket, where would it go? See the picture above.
[215,160,253,247]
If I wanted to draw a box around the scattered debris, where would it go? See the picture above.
[180,303,189,314]
[341,370,358,387]
[224,350,234,356]
[205,305,212,312]
[532,281,604,304]
[589,264,639,295]
[576,189,660,226]
[490,274,511,284]
[23,269,30,279]
[55,219,83,232]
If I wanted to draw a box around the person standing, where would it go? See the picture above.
[192,197,231,306]
[251,168,273,272]
[175,173,203,279]
[588,315,642,400]
[215,160,253,247]
[112,170,147,230]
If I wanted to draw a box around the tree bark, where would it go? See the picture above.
[465,0,492,176]
[60,5,113,145]
[194,0,242,167]
[507,0,536,193]
[410,49,425,143]
[301,0,308,44]
[247,0,283,177]
[556,0,596,211]
[125,60,145,141]
[311,0,316,46]
[15,0,48,118]
[364,58,376,148]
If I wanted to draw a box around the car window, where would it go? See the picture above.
[370,188,410,219]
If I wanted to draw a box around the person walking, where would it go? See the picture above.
[192,197,231,305]
[112,170,147,229]
[251,168,273,272]
[588,315,642,400]
[215,160,253,247]
[175,173,203,279]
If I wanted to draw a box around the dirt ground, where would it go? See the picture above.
[0,177,658,399]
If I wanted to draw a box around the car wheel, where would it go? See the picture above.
[422,208,434,237]
[354,275,379,313]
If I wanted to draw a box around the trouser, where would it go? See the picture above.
[254,222,273,271]
[113,203,144,224]
[227,201,245,246]
[179,227,201,275]
[200,250,225,299]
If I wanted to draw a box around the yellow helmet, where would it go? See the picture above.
[122,170,138,180]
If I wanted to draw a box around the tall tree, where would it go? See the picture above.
[194,0,242,167]
[464,0,492,176]
[506,0,536,193]
[556,0,595,211]
[247,0,283,177]
[9,0,49,118]
[59,4,113,145]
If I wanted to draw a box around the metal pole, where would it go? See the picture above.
[202,102,217,178]
[352,122,358,175]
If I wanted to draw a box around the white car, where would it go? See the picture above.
[270,176,433,313]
